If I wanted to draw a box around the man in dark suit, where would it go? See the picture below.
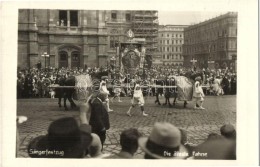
[230,75,236,95]
[89,91,110,150]
[222,74,232,95]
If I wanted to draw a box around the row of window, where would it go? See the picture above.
[183,40,237,54]
[162,54,183,60]
[159,46,182,52]
[159,40,183,45]
[58,10,132,27]
[111,12,131,21]
[185,28,237,44]
[186,17,237,34]
[160,33,183,38]
[59,51,80,61]
[59,10,78,26]
[163,62,183,66]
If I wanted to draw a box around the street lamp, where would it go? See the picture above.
[41,52,49,70]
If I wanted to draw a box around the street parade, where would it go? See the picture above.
[15,9,237,160]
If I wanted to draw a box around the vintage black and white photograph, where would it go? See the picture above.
[15,9,237,160]
[1,0,258,166]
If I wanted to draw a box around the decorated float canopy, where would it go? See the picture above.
[120,41,146,76]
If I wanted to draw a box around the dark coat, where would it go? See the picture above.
[89,98,110,133]
[221,77,231,95]
[230,78,236,95]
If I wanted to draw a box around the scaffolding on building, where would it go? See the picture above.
[131,11,159,61]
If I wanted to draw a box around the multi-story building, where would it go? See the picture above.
[18,9,108,69]
[183,12,237,70]
[17,9,158,69]
[158,25,187,66]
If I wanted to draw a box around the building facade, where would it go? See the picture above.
[158,25,187,66]
[18,9,158,69]
[18,9,108,69]
[183,12,237,70]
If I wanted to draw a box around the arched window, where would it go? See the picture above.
[59,51,68,61]
[71,51,80,61]
[59,51,68,68]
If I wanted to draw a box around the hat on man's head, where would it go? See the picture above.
[101,76,108,80]
[195,76,202,81]
[138,122,188,159]
[28,117,92,158]
[97,91,108,102]
[220,124,236,139]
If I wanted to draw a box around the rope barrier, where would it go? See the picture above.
[49,85,210,88]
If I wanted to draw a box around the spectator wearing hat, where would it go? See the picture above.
[27,117,93,158]
[220,124,236,140]
[221,74,232,95]
[89,91,110,150]
[107,128,142,159]
[230,75,237,95]
[193,76,205,110]
[138,122,189,159]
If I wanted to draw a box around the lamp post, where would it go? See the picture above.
[110,56,116,68]
[41,52,49,70]
[110,56,116,79]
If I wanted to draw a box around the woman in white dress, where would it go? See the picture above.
[99,77,113,112]
[126,84,148,117]
[212,77,223,96]
[193,76,205,110]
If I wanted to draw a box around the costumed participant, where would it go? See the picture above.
[193,76,205,110]
[126,83,148,117]
[111,80,122,102]
[173,76,193,108]
[99,76,113,112]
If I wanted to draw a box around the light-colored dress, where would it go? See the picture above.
[193,81,205,101]
[212,78,222,95]
[132,84,145,106]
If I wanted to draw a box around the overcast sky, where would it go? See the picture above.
[158,11,228,25]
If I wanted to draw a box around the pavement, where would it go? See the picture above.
[17,95,236,158]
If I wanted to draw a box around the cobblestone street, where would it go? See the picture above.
[17,95,236,158]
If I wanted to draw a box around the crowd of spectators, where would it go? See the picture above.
[17,65,236,99]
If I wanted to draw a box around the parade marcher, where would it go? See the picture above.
[126,83,148,117]
[99,76,113,112]
[163,76,172,107]
[111,80,122,103]
[193,76,205,110]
